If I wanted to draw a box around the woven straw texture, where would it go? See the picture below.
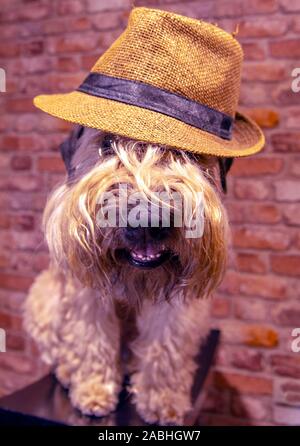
[34,7,265,157]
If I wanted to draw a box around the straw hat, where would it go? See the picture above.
[34,7,265,158]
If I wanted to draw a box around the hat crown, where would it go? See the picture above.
[92,7,243,117]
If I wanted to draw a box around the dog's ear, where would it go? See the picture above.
[59,125,85,175]
[218,157,234,193]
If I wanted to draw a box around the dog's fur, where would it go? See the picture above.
[24,128,229,425]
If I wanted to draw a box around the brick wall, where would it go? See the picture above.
[0,0,299,425]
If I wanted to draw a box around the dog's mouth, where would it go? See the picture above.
[116,248,173,269]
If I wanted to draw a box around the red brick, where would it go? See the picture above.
[0,273,33,291]
[48,34,98,54]
[44,17,92,35]
[231,395,269,420]
[97,29,123,50]
[235,253,268,274]
[32,253,50,272]
[37,156,65,173]
[55,56,81,73]
[281,381,300,393]
[46,173,65,189]
[274,405,300,426]
[0,174,42,192]
[231,348,264,372]
[81,54,99,70]
[0,135,19,151]
[282,107,300,129]
[0,311,22,331]
[221,271,288,299]
[0,114,14,132]
[245,108,280,128]
[282,204,300,225]
[231,158,283,177]
[47,73,85,92]
[87,0,131,12]
[271,355,300,379]
[90,11,125,31]
[8,192,47,212]
[232,227,290,250]
[290,158,300,177]
[215,0,278,16]
[0,352,34,374]
[273,304,300,327]
[11,230,43,251]
[280,0,300,12]
[17,135,46,152]
[24,56,53,74]
[213,371,273,395]
[293,16,300,33]
[234,299,269,321]
[242,42,266,61]
[275,180,300,201]
[0,42,20,58]
[227,202,281,224]
[234,179,271,200]
[1,23,19,40]
[274,377,300,410]
[19,4,50,21]
[245,326,278,348]
[202,389,228,414]
[56,0,85,15]
[12,214,35,231]
[246,204,281,224]
[270,39,300,58]
[237,17,288,37]
[0,214,10,229]
[6,333,26,351]
[271,255,300,277]
[21,40,44,56]
[15,114,38,132]
[6,98,35,113]
[0,290,26,314]
[0,254,10,268]
[211,298,231,318]
[271,132,300,152]
[39,115,72,133]
[240,83,269,105]
[11,252,38,273]
[11,155,32,171]
[242,63,286,82]
[218,320,279,349]
[272,83,300,106]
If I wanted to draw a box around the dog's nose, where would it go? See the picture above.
[148,227,171,241]
[123,226,172,243]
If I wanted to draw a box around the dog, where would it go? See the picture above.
[24,7,265,425]
[24,126,229,425]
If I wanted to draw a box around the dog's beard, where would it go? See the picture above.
[43,129,229,306]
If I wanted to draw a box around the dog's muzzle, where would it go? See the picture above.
[116,226,175,269]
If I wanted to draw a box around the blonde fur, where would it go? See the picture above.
[24,129,228,424]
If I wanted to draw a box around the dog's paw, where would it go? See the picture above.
[70,378,119,417]
[133,387,191,425]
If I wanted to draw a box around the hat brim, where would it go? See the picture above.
[34,91,264,158]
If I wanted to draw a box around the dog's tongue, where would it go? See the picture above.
[134,247,162,257]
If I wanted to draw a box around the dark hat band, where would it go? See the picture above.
[77,72,233,140]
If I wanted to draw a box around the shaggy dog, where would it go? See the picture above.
[24,126,229,425]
